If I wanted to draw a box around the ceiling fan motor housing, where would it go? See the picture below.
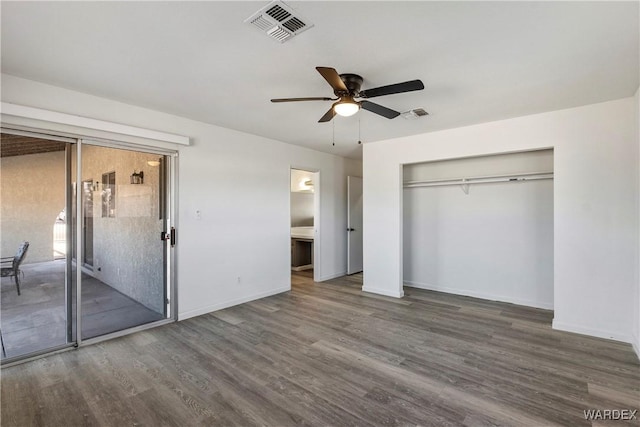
[338,74,363,97]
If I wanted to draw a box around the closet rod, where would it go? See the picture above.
[404,171,553,186]
[404,172,553,188]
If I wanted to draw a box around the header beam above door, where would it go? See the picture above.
[1,102,190,146]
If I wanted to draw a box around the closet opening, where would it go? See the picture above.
[402,149,554,310]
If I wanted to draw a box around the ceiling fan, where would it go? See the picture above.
[271,67,425,123]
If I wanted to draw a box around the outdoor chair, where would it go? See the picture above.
[1,241,30,295]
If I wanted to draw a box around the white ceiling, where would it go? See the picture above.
[1,1,638,159]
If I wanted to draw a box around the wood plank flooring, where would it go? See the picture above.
[1,271,639,426]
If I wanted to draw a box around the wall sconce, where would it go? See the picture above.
[130,170,144,184]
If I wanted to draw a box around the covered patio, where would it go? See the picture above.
[1,260,163,359]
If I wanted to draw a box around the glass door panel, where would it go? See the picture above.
[79,144,168,340]
[1,132,173,362]
[0,132,76,360]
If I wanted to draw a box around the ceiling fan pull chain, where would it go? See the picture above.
[358,117,362,145]
[332,119,335,146]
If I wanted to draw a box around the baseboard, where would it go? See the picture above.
[633,336,640,361]
[404,280,554,310]
[178,286,290,321]
[317,271,347,282]
[552,320,632,344]
[362,286,404,298]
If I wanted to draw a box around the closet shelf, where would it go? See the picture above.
[403,171,553,189]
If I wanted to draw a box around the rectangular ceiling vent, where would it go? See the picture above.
[245,1,314,43]
[401,108,429,120]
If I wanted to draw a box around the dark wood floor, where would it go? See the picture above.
[1,271,638,426]
[1,260,164,359]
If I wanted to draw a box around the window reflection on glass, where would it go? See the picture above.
[101,171,116,218]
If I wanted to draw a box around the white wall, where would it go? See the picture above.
[403,151,554,309]
[364,97,638,343]
[1,74,362,321]
[290,193,314,227]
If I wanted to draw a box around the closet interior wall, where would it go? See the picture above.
[403,149,554,309]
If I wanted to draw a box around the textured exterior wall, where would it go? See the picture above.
[81,145,164,314]
[0,150,65,262]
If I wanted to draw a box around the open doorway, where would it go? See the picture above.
[290,168,318,285]
[347,176,363,275]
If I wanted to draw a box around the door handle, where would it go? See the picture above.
[347,228,355,232]
[161,227,176,247]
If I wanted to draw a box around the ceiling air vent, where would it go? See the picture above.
[265,4,291,21]
[245,1,314,43]
[401,108,429,120]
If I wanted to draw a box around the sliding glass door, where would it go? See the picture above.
[78,143,169,340]
[1,131,174,362]
[0,131,76,359]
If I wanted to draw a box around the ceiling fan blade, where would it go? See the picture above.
[271,97,334,103]
[360,101,400,119]
[316,67,348,92]
[318,106,337,123]
[359,80,424,98]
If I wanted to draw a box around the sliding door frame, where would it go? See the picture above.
[65,142,74,344]
[0,128,79,364]
[0,127,178,365]
[77,137,177,347]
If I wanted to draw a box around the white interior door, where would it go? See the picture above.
[347,176,363,274]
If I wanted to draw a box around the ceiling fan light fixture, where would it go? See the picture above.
[334,98,359,117]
